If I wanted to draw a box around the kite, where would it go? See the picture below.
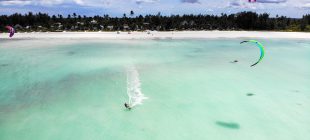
[240,40,265,67]
[5,26,15,37]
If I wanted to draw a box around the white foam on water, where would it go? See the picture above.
[126,66,148,108]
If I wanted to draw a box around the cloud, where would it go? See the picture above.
[73,0,84,5]
[297,0,310,9]
[0,0,32,5]
[40,0,65,5]
[180,0,199,4]
[229,1,241,7]
[135,0,159,5]
[0,0,159,8]
[0,0,309,18]
[228,0,257,9]
[256,0,287,3]
[0,0,65,6]
[227,0,291,9]
[0,0,113,7]
[301,3,310,8]
[72,0,112,7]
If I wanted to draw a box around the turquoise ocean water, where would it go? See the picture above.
[0,39,310,140]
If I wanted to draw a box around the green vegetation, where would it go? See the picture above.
[0,11,309,32]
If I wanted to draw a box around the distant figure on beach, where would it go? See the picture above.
[124,103,131,110]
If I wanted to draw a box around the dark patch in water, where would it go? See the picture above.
[297,41,310,45]
[291,90,300,93]
[0,64,9,67]
[185,54,196,58]
[68,51,75,55]
[247,93,255,96]
[216,121,240,129]
[192,48,203,53]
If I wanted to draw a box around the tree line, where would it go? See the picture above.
[0,11,309,32]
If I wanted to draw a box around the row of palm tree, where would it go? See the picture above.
[0,11,309,32]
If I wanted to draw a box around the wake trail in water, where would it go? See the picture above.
[126,66,148,108]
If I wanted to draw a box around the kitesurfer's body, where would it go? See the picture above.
[124,103,131,110]
[230,60,238,63]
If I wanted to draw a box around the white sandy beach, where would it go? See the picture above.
[1,31,310,39]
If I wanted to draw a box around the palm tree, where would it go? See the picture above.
[130,10,134,17]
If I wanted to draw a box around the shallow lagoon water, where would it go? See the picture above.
[0,39,310,140]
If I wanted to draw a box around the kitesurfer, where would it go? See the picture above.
[124,103,131,110]
[231,60,238,63]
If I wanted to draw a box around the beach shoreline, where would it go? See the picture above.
[1,31,310,40]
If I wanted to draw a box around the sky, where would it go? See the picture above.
[0,0,309,18]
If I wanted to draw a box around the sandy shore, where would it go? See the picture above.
[1,31,310,39]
